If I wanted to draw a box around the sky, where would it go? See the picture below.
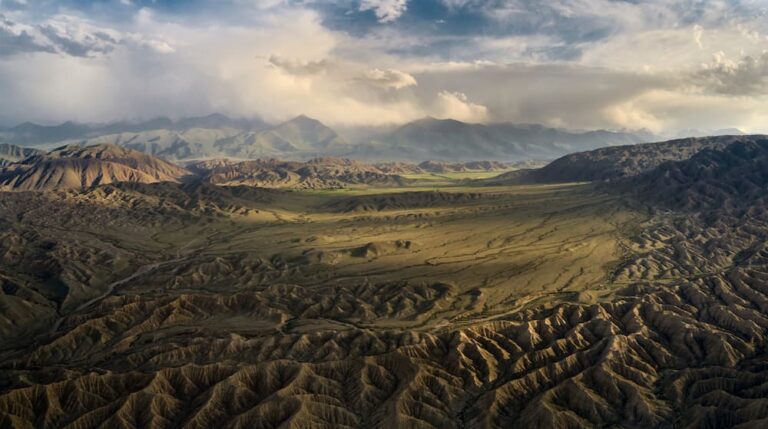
[1,0,768,134]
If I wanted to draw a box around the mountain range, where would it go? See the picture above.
[4,132,765,192]
[0,114,668,163]
[0,141,538,191]
[0,114,266,145]
[339,117,658,161]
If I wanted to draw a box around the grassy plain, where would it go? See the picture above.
[136,181,642,331]
[400,170,514,181]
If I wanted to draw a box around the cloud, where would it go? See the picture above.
[693,24,704,49]
[433,90,488,123]
[37,16,119,56]
[267,55,331,75]
[409,62,672,128]
[359,0,408,23]
[1,0,768,134]
[0,13,173,58]
[0,6,427,127]
[359,68,416,89]
[693,51,768,95]
[0,0,28,11]
[0,13,55,56]
[601,88,768,135]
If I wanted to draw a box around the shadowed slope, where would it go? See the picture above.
[491,135,761,184]
[0,144,44,167]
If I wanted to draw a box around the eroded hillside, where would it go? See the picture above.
[0,144,191,191]
[2,138,768,428]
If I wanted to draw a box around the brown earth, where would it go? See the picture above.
[2,139,768,428]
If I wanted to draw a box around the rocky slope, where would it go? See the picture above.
[0,143,191,191]
[191,157,411,189]
[629,137,768,210]
[493,135,758,184]
[375,160,522,174]
[0,144,43,167]
[4,146,518,192]
[416,160,510,173]
[372,161,424,174]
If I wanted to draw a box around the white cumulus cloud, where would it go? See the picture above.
[694,51,768,95]
[359,0,408,23]
[433,91,488,123]
[0,13,173,57]
[361,68,417,89]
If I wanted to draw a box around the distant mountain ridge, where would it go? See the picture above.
[0,114,267,146]
[1,114,658,163]
[25,116,347,162]
[337,117,657,161]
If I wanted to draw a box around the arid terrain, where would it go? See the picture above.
[2,136,768,428]
[2,0,765,425]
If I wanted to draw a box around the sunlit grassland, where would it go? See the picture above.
[400,170,514,181]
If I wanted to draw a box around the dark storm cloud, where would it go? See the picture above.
[313,0,625,60]
[0,14,55,56]
[693,52,768,96]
